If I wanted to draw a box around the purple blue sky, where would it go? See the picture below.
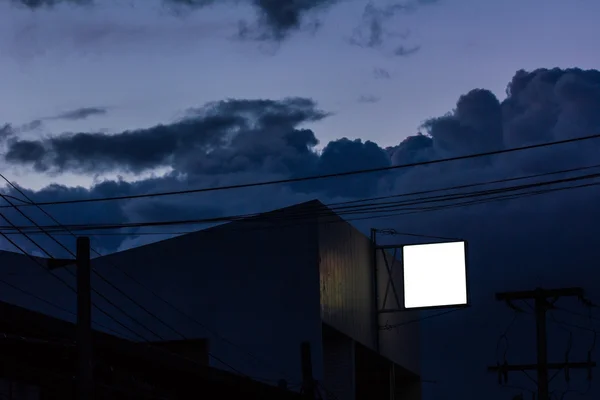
[2,0,598,189]
[2,2,600,400]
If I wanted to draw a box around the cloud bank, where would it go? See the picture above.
[2,67,600,400]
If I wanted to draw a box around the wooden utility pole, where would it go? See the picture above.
[77,236,93,400]
[488,288,596,400]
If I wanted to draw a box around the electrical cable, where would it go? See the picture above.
[555,307,600,326]
[0,218,147,342]
[0,189,175,341]
[0,196,166,342]
[4,165,600,235]
[496,313,519,365]
[0,276,139,341]
[372,227,461,241]
[494,303,529,389]
[3,133,600,209]
[2,163,598,237]
[3,165,600,235]
[0,215,246,379]
[5,161,598,238]
[0,173,299,382]
[548,312,574,384]
[329,163,600,208]
[547,310,596,398]
[379,307,465,330]
[2,152,600,385]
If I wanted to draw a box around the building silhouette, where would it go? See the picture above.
[0,200,421,400]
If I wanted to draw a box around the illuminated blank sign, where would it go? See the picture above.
[402,241,468,309]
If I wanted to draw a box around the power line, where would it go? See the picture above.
[3,133,600,209]
[6,162,597,236]
[1,164,596,238]
[2,162,598,236]
[4,167,600,235]
[0,178,595,249]
[0,212,147,341]
[0,175,200,343]
[555,307,600,328]
[0,173,296,382]
[329,163,600,207]
[0,212,247,378]
[0,179,181,343]
[0,275,139,341]
[379,307,465,330]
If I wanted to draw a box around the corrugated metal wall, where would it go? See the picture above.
[317,211,421,377]
[376,249,421,375]
[318,216,377,351]
[0,215,324,385]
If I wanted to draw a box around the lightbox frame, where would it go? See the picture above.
[400,240,471,312]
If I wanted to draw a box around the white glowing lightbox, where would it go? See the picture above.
[402,241,468,309]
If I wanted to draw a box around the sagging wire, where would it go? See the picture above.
[548,296,598,399]
[496,313,518,366]
[496,303,525,387]
[495,300,537,398]
[576,294,597,385]
[373,228,461,242]
[379,307,464,330]
[580,298,596,393]
[548,312,574,383]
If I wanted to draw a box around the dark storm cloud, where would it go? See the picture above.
[419,88,503,156]
[14,0,343,42]
[314,137,391,197]
[236,0,342,41]
[19,119,44,131]
[4,98,328,175]
[394,44,420,57]
[10,0,92,7]
[350,2,412,49]
[349,0,437,51]
[48,107,108,121]
[0,120,43,142]
[373,67,391,79]
[3,67,600,400]
[0,124,14,140]
[358,94,381,103]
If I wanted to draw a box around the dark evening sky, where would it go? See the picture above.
[1,1,600,399]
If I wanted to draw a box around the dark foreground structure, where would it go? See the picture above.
[0,200,422,400]
[0,300,304,399]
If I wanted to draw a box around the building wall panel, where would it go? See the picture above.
[318,217,377,351]
[317,215,421,377]
[376,248,421,375]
